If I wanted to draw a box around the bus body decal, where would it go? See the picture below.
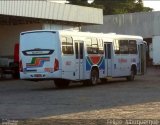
[118,58,127,63]
[86,56,105,71]
[26,57,50,68]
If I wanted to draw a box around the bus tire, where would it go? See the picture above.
[54,80,70,89]
[126,68,135,81]
[90,69,99,85]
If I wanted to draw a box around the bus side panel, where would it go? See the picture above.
[85,54,105,79]
[61,55,77,80]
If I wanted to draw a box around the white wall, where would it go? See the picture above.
[152,36,160,65]
[0,23,42,57]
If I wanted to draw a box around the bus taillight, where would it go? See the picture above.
[54,58,59,71]
[19,60,23,72]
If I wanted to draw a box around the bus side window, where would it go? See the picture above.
[107,44,111,59]
[86,38,98,54]
[87,38,103,54]
[104,43,111,59]
[61,36,74,55]
[129,40,137,54]
[91,38,98,54]
[119,40,129,54]
[75,43,78,59]
[114,40,120,54]
[98,39,104,54]
[86,38,92,54]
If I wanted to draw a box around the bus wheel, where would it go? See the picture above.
[126,68,135,81]
[54,80,70,89]
[90,69,99,85]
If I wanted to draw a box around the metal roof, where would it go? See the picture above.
[0,0,103,24]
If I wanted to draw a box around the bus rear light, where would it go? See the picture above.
[19,60,23,72]
[54,58,59,71]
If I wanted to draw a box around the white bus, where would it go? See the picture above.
[20,30,146,88]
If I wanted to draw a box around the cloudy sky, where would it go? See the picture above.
[53,0,160,11]
[88,0,160,11]
[143,0,160,11]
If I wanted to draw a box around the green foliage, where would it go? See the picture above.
[67,0,88,6]
[67,0,153,15]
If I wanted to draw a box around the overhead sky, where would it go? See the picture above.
[52,0,160,11]
[143,0,160,11]
[89,0,160,11]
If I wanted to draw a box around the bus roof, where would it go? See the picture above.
[21,30,143,40]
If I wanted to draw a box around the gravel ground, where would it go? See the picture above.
[0,67,160,121]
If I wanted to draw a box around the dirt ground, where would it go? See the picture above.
[0,67,160,124]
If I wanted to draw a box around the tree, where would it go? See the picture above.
[67,0,153,15]
[67,0,88,6]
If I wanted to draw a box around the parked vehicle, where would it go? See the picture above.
[0,43,19,79]
[20,30,146,88]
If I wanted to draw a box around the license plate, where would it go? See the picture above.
[34,74,42,77]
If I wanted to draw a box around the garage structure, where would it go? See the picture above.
[82,11,160,66]
[0,0,103,57]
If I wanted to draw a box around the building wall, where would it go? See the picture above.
[0,23,82,57]
[82,11,160,38]
[0,23,42,57]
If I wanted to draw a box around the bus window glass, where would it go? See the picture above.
[80,43,84,59]
[98,39,104,54]
[92,44,98,54]
[129,40,137,54]
[91,38,98,54]
[86,38,99,54]
[86,38,104,54]
[114,40,120,54]
[61,36,74,54]
[86,38,92,54]
[119,40,129,54]
[75,43,78,59]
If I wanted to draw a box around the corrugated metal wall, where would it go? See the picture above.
[0,0,103,24]
[82,11,160,38]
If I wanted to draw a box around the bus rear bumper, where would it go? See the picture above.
[20,71,61,80]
